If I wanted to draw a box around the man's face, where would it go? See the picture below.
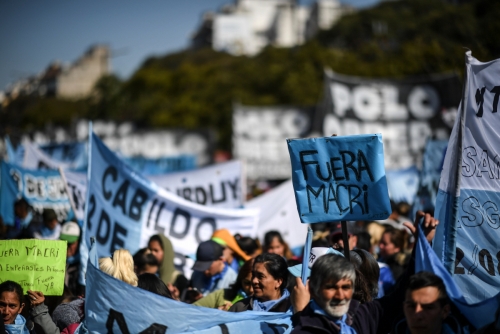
[204,259,223,277]
[404,286,450,334]
[314,278,353,318]
[45,218,58,230]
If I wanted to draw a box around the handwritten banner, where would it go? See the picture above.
[287,134,391,223]
[0,161,73,225]
[80,133,259,281]
[0,239,66,295]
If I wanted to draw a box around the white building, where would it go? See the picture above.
[4,45,109,103]
[192,0,352,56]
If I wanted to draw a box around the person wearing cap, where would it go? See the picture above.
[329,222,358,251]
[60,221,82,296]
[190,240,238,296]
[32,208,61,240]
[212,229,251,272]
[290,211,440,334]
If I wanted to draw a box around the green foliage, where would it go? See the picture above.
[4,0,500,150]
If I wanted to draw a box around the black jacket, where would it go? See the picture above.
[292,253,415,334]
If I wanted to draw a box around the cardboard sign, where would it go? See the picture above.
[287,134,391,223]
[0,239,67,295]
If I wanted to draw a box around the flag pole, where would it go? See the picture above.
[341,220,350,261]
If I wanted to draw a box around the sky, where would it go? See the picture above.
[0,0,380,91]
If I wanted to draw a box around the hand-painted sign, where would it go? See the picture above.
[0,161,72,225]
[434,52,500,303]
[80,133,259,280]
[0,239,66,295]
[287,134,391,223]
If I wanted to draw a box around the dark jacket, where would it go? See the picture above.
[292,253,415,334]
[290,302,355,334]
[228,296,291,313]
[392,315,463,334]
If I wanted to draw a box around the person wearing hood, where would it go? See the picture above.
[148,234,188,299]
[0,280,35,334]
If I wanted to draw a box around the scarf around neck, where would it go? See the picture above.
[252,289,290,312]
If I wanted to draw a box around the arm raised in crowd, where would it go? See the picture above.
[29,290,61,334]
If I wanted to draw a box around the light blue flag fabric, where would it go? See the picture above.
[40,141,88,170]
[415,226,499,329]
[5,136,17,163]
[413,140,448,214]
[433,52,500,304]
[287,134,391,223]
[0,161,73,225]
[123,155,197,175]
[84,241,292,334]
[386,166,419,205]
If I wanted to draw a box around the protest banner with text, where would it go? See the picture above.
[81,133,259,280]
[0,161,73,225]
[316,70,460,170]
[434,52,500,303]
[0,239,66,295]
[287,134,391,223]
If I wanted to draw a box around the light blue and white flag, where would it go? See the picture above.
[60,169,88,223]
[62,159,245,225]
[148,160,244,208]
[413,140,448,213]
[386,166,420,205]
[81,133,259,280]
[123,155,196,175]
[287,134,391,223]
[434,51,500,303]
[5,136,17,163]
[0,161,73,224]
[23,142,78,170]
[416,226,499,329]
[84,240,292,334]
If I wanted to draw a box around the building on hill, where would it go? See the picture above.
[3,45,110,105]
[191,0,352,56]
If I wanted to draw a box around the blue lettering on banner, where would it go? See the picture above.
[287,134,391,224]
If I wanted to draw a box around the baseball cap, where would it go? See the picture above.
[59,222,80,244]
[192,240,224,272]
[288,247,344,278]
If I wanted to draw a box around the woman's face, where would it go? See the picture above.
[379,232,400,258]
[0,291,24,325]
[241,272,254,296]
[148,240,163,264]
[252,262,282,302]
[267,237,285,257]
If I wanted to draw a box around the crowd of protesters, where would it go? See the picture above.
[1,199,498,333]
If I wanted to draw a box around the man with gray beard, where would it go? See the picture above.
[291,211,439,334]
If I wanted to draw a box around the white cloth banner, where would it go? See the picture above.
[148,160,245,208]
[81,133,259,279]
[246,180,308,251]
[60,169,88,222]
[434,51,500,303]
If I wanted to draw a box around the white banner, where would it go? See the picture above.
[149,160,245,208]
[246,180,308,251]
[233,105,314,180]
